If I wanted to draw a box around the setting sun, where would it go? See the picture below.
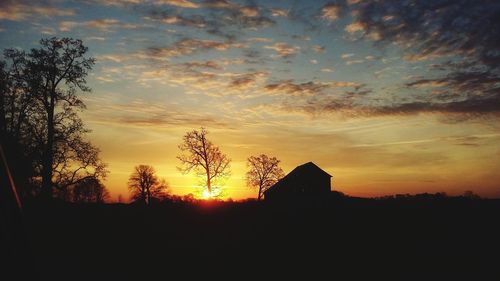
[202,190,211,199]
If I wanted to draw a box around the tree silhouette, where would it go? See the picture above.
[31,37,98,199]
[128,165,169,205]
[463,190,480,199]
[72,177,110,203]
[246,154,284,200]
[177,127,230,196]
[0,37,107,200]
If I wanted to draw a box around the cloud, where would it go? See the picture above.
[264,80,330,96]
[345,59,364,65]
[264,43,300,58]
[0,1,74,21]
[90,0,199,8]
[344,21,365,34]
[271,8,289,17]
[406,79,449,88]
[59,19,144,32]
[97,56,268,96]
[321,3,342,21]
[96,38,246,65]
[228,72,268,91]
[263,80,363,96]
[312,45,325,53]
[347,0,361,5]
[145,13,207,28]
[310,59,318,64]
[96,55,123,63]
[247,37,273,43]
[88,0,142,6]
[86,36,106,41]
[145,38,244,59]
[155,0,200,8]
[321,68,335,73]
[84,97,231,129]
[286,89,500,119]
[146,1,275,38]
[341,53,354,59]
[349,0,500,117]
[240,6,259,17]
[179,61,222,70]
[204,0,238,10]
[368,97,500,117]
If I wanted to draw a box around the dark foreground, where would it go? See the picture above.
[3,197,500,279]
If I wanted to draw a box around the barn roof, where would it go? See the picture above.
[264,162,332,194]
[289,162,332,178]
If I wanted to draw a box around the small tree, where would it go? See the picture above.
[246,154,284,200]
[128,165,169,205]
[463,190,480,199]
[177,127,230,197]
[72,177,110,203]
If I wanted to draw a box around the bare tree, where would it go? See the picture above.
[177,127,230,196]
[246,154,284,201]
[128,165,169,205]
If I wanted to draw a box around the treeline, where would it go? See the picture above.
[375,191,482,201]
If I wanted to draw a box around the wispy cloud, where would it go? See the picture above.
[145,38,245,59]
[146,0,275,39]
[341,53,355,59]
[312,45,325,53]
[264,42,300,58]
[156,0,200,8]
[263,80,363,96]
[59,19,145,32]
[270,8,289,17]
[0,1,74,21]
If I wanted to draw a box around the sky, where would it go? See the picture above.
[1,0,500,200]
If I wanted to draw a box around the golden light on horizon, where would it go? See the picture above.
[201,190,211,199]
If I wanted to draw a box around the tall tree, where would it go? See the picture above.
[0,37,107,200]
[177,127,230,195]
[246,154,284,200]
[29,37,96,198]
[128,165,169,205]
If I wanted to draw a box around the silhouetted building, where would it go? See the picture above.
[264,162,332,200]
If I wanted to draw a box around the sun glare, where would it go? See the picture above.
[202,190,211,199]
[200,188,223,200]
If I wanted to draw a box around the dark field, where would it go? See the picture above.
[3,197,500,279]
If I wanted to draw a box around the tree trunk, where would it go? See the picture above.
[206,173,211,194]
[258,185,263,201]
[147,187,151,205]
[41,102,54,199]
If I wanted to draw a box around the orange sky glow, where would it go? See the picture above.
[2,0,499,200]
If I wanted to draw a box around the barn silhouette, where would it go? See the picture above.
[264,162,332,200]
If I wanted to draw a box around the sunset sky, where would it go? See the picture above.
[1,0,499,200]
